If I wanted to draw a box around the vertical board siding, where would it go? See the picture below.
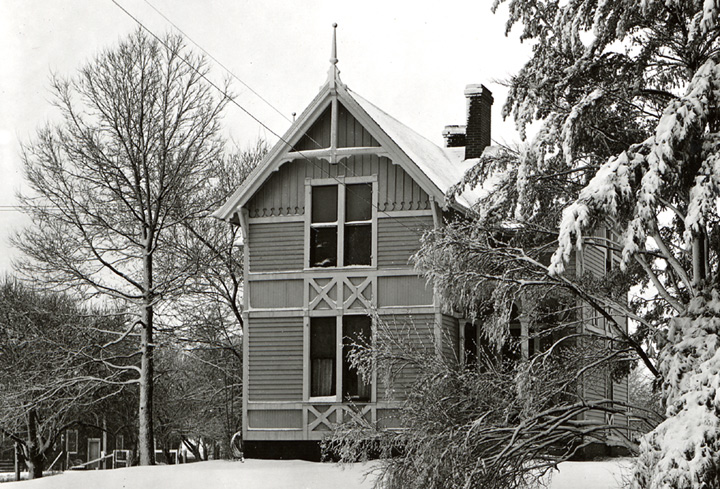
[337,102,380,148]
[247,157,431,218]
[377,276,433,307]
[294,106,332,150]
[377,216,433,268]
[376,313,436,400]
[377,159,431,212]
[249,280,303,309]
[248,221,304,272]
[441,315,460,364]
[248,316,304,401]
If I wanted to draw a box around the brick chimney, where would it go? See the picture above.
[464,84,493,159]
[442,125,466,148]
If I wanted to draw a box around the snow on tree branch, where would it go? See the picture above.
[550,57,720,276]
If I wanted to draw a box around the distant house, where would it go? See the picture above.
[62,425,132,470]
[214,29,629,458]
[0,424,132,477]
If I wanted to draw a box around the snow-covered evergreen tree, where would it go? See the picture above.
[479,1,720,487]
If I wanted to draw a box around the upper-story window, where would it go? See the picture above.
[309,182,373,268]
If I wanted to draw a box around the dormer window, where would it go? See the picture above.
[308,180,374,268]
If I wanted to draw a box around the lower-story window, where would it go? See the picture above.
[342,315,372,402]
[66,429,78,454]
[310,315,372,402]
[310,317,336,397]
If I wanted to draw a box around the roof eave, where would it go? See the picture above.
[212,84,334,221]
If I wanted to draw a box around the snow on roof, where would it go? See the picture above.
[348,89,487,209]
[212,82,495,221]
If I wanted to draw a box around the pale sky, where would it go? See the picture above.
[0,0,530,273]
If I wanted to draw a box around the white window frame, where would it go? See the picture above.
[305,176,378,270]
[307,313,374,403]
[66,429,78,454]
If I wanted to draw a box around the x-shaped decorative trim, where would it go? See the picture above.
[307,405,336,431]
[343,276,372,309]
[309,278,338,310]
[341,404,372,425]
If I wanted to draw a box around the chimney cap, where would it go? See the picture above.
[442,125,466,136]
[464,84,493,99]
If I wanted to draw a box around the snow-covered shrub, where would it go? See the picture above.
[325,316,633,489]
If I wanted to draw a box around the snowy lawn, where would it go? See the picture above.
[0,458,632,488]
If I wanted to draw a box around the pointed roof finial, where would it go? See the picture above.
[327,23,341,88]
[330,23,338,66]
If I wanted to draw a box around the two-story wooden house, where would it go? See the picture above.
[214,30,629,458]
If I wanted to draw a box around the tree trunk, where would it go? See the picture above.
[181,437,202,461]
[25,456,43,480]
[14,443,21,481]
[692,233,707,288]
[25,409,44,479]
[162,447,174,465]
[138,236,155,466]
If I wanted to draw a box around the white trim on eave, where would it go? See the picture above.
[213,80,452,221]
[212,84,334,221]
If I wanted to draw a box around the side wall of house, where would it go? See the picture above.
[580,227,630,435]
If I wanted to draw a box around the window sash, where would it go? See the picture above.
[342,315,372,402]
[308,315,373,402]
[308,180,375,268]
[310,317,337,397]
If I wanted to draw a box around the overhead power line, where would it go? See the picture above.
[105,0,433,238]
[142,0,293,125]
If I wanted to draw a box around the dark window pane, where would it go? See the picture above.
[344,224,371,266]
[311,317,336,397]
[67,430,78,453]
[345,184,372,222]
[464,322,478,368]
[502,323,522,363]
[343,316,372,402]
[312,185,338,223]
[310,226,337,267]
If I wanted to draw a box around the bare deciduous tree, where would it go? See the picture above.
[0,279,128,478]
[14,29,230,465]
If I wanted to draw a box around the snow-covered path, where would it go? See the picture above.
[0,458,632,489]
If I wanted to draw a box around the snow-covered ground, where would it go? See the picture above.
[0,458,632,488]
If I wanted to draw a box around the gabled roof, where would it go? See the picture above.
[348,90,487,209]
[213,68,486,221]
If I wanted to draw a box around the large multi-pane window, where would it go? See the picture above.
[310,315,372,402]
[309,183,373,268]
